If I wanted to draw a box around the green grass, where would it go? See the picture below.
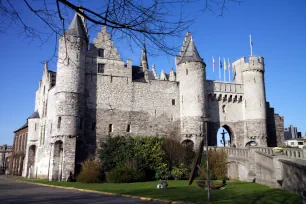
[17,178,301,204]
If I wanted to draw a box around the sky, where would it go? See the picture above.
[0,0,305,145]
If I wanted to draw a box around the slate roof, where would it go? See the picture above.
[65,13,87,39]
[132,66,155,82]
[13,122,28,133]
[28,111,40,119]
[178,39,203,64]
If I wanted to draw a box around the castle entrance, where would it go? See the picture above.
[53,140,63,181]
[216,125,233,147]
[27,145,36,178]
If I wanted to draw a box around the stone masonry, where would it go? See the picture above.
[21,12,284,180]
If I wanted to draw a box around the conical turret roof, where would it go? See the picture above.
[140,42,149,71]
[65,13,87,39]
[177,32,203,64]
[178,38,202,64]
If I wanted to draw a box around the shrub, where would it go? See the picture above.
[171,163,190,180]
[155,163,171,180]
[163,137,195,169]
[106,166,145,183]
[100,136,135,171]
[198,149,228,180]
[100,135,196,182]
[208,149,228,179]
[77,159,104,183]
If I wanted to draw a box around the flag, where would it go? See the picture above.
[224,58,227,70]
[212,57,216,72]
[219,58,222,69]
[228,58,230,70]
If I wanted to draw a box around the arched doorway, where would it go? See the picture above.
[216,125,234,147]
[53,140,63,181]
[27,145,36,178]
[245,141,258,147]
[181,139,194,149]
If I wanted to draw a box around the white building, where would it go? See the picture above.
[285,139,306,149]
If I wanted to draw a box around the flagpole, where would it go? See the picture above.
[250,35,253,56]
[228,58,230,82]
[219,56,221,81]
[223,58,226,82]
[229,68,231,82]
[212,56,215,80]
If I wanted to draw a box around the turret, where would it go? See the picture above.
[140,42,149,81]
[176,32,207,147]
[152,64,159,79]
[53,12,88,180]
[169,68,176,81]
[234,56,267,146]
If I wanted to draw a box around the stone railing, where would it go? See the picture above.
[206,81,244,94]
[214,147,249,158]
[256,147,274,156]
[283,148,304,159]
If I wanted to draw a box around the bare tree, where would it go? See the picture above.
[0,0,243,60]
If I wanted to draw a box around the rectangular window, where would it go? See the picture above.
[57,117,61,129]
[298,142,303,145]
[172,99,176,106]
[35,123,37,131]
[91,122,96,131]
[126,124,131,133]
[98,63,105,73]
[290,142,294,145]
[98,49,104,57]
[109,124,113,133]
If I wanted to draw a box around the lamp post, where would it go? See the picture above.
[201,116,211,202]
[3,145,7,175]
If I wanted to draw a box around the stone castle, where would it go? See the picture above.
[21,13,284,180]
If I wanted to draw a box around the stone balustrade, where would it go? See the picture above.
[256,147,274,155]
[283,148,304,159]
[213,147,249,158]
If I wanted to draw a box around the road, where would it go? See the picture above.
[0,177,162,204]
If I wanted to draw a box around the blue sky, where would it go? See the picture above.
[0,0,305,145]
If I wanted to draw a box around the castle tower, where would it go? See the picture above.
[176,32,207,147]
[52,12,88,180]
[140,42,149,81]
[239,56,267,146]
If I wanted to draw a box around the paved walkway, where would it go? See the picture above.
[0,177,162,204]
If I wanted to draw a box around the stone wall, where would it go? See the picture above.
[254,151,277,187]
[280,159,306,195]
[274,114,284,147]
[223,146,306,195]
[96,75,180,148]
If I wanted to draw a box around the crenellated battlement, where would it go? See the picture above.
[206,81,244,103]
[206,81,244,94]
[233,56,264,74]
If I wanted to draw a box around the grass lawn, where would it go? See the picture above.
[18,179,302,204]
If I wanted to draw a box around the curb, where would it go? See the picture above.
[10,178,186,204]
